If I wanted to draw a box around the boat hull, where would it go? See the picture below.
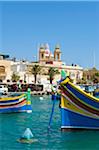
[60,77,99,130]
[0,94,32,113]
[61,108,99,130]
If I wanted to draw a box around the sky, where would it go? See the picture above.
[0,1,99,69]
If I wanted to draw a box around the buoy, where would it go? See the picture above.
[18,128,38,144]
[22,128,33,139]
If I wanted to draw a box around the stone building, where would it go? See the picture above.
[39,43,62,65]
[0,54,12,82]
[38,43,83,83]
[0,44,83,84]
[0,54,29,83]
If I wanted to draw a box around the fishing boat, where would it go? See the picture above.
[59,77,99,130]
[0,93,32,113]
[94,88,99,98]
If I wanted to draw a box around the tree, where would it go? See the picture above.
[48,67,59,84]
[31,64,41,84]
[11,73,20,82]
[83,68,99,84]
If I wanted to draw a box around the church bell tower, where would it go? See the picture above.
[54,44,61,61]
[39,44,45,62]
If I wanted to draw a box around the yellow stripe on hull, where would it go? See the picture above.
[0,97,26,105]
[63,85,99,112]
[61,77,99,102]
[69,81,99,102]
[26,101,31,105]
[0,94,26,101]
[60,78,69,85]
[61,95,99,119]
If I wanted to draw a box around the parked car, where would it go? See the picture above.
[0,85,8,93]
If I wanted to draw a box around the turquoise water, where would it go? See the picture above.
[0,95,99,150]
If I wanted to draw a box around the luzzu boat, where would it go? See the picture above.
[94,89,99,98]
[59,77,99,130]
[0,93,32,113]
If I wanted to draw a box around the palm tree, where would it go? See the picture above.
[48,67,59,84]
[31,64,41,84]
[11,73,20,82]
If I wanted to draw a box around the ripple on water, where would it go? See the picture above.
[0,96,99,150]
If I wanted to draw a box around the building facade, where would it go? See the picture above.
[38,43,83,83]
[0,54,12,82]
[11,61,29,82]
[39,43,62,65]
[0,45,83,84]
[0,54,29,83]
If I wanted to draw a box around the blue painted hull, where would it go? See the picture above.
[61,108,99,130]
[0,105,26,113]
[0,94,32,113]
[94,92,99,98]
[59,77,99,130]
[0,104,32,113]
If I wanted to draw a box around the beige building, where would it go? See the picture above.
[38,43,83,83]
[11,60,29,82]
[0,54,29,83]
[39,43,62,65]
[0,54,12,82]
[27,44,83,84]
[0,45,83,84]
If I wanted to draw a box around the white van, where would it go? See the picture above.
[0,85,8,93]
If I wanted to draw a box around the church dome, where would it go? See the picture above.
[45,49,50,56]
[44,43,50,56]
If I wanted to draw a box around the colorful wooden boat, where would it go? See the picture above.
[94,88,99,98]
[59,77,99,130]
[0,93,32,113]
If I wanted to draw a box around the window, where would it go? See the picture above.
[0,66,5,73]
[42,53,44,59]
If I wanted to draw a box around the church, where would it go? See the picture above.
[38,43,83,83]
[39,43,62,66]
